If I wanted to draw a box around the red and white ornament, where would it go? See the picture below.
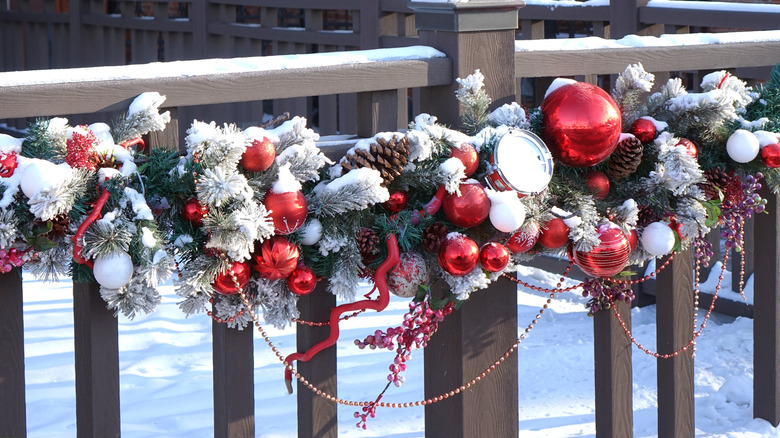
[287,264,318,296]
[442,181,490,228]
[0,152,18,178]
[585,170,610,200]
[640,221,676,256]
[252,236,300,280]
[629,117,657,143]
[539,217,570,249]
[676,138,698,159]
[438,233,479,276]
[212,261,251,295]
[181,198,208,226]
[486,188,526,233]
[479,242,509,273]
[726,129,760,163]
[762,143,780,168]
[241,128,276,172]
[541,81,622,167]
[93,251,134,289]
[387,252,430,298]
[450,142,479,177]
[572,222,630,278]
[384,190,409,213]
[506,221,541,253]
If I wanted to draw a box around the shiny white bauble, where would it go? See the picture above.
[298,219,323,246]
[726,130,760,163]
[640,222,676,256]
[93,251,134,289]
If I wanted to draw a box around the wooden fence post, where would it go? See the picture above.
[0,270,26,437]
[609,0,646,39]
[356,89,407,138]
[296,282,338,438]
[594,299,633,438]
[754,189,780,426]
[73,281,120,438]
[655,248,695,438]
[212,317,255,438]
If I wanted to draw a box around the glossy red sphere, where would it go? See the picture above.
[384,190,409,213]
[539,217,570,249]
[506,222,541,254]
[212,261,251,295]
[240,137,276,173]
[450,142,480,177]
[479,242,510,273]
[541,82,622,167]
[438,235,479,276]
[181,198,208,226]
[676,138,698,159]
[572,222,630,278]
[263,190,308,235]
[585,170,610,200]
[442,182,490,228]
[0,152,18,178]
[252,236,300,280]
[287,264,317,296]
[629,118,657,143]
[762,143,780,168]
[627,228,638,252]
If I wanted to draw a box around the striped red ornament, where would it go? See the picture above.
[572,221,630,278]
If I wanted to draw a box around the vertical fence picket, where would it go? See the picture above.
[212,317,255,438]
[0,270,26,437]
[593,299,633,438]
[73,281,120,438]
[754,189,780,425]
[655,248,695,438]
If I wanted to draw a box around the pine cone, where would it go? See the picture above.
[637,206,659,228]
[33,214,70,240]
[704,167,731,191]
[607,136,644,180]
[422,222,449,252]
[341,135,411,186]
[356,228,379,257]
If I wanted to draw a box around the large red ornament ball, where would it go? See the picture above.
[438,234,479,276]
[442,182,490,228]
[506,221,541,253]
[479,242,509,273]
[0,152,18,178]
[212,261,251,295]
[387,252,430,298]
[263,190,308,235]
[384,190,409,213]
[240,136,276,173]
[676,138,698,159]
[252,236,300,280]
[539,217,570,249]
[181,198,208,226]
[287,264,318,296]
[585,170,610,200]
[572,222,630,278]
[762,143,780,168]
[450,142,480,177]
[629,118,657,143]
[541,82,622,167]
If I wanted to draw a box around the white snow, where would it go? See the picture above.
[271,162,302,194]
[516,30,780,51]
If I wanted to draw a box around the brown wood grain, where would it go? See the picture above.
[73,281,120,438]
[0,271,26,437]
[212,311,255,438]
[640,5,780,30]
[594,299,633,438]
[655,248,695,438]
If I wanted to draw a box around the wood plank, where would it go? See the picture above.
[609,0,646,39]
[0,57,452,119]
[754,189,780,426]
[296,282,338,438]
[0,271,26,438]
[517,4,609,21]
[515,40,780,79]
[0,10,68,23]
[356,89,405,137]
[640,5,780,30]
[359,0,379,50]
[212,311,255,438]
[655,248,695,438]
[211,0,360,8]
[594,299,633,438]
[206,22,360,47]
[73,281,120,438]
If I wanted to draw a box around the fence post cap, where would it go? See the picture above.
[408,0,525,32]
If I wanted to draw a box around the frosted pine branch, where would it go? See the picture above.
[185,121,246,169]
[312,168,390,216]
[613,63,655,127]
[113,92,171,144]
[276,142,332,184]
[197,166,253,208]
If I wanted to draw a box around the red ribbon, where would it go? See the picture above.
[71,188,110,268]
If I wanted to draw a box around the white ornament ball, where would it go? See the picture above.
[486,189,526,233]
[726,129,760,163]
[93,251,134,289]
[387,252,430,298]
[20,159,72,198]
[754,131,780,149]
[640,222,676,256]
[298,219,323,246]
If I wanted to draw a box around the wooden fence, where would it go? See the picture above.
[3,2,780,437]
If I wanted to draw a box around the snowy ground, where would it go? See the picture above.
[21,264,780,437]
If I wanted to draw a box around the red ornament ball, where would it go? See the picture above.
[627,228,638,252]
[442,182,490,228]
[572,222,630,278]
[212,261,251,295]
[479,242,510,273]
[450,142,480,177]
[384,190,409,213]
[539,217,570,249]
[241,136,276,173]
[252,236,300,280]
[181,198,208,226]
[263,190,308,235]
[541,82,622,167]
[438,234,479,276]
[506,221,541,253]
[676,138,698,159]
[629,118,657,143]
[287,264,318,296]
[762,143,780,168]
[0,152,18,178]
[387,252,430,298]
[585,170,610,200]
